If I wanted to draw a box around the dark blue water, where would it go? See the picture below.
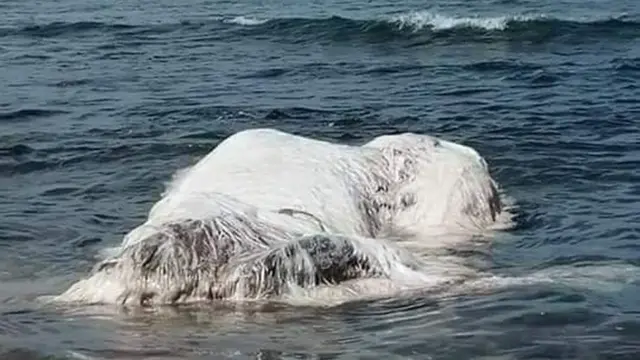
[1,0,639,358]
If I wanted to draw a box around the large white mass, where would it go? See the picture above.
[54,128,515,307]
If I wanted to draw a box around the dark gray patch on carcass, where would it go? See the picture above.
[488,183,502,221]
[94,215,295,305]
[212,234,381,299]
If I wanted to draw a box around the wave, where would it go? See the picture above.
[2,11,638,45]
[224,16,269,26]
[0,109,69,122]
[228,12,640,46]
[0,21,136,38]
[225,13,538,32]
[228,11,638,31]
[393,12,525,31]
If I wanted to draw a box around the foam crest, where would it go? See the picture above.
[390,11,538,31]
[224,16,268,26]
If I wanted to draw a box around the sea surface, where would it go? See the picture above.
[1,0,639,358]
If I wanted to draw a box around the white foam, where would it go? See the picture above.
[452,262,640,297]
[224,16,268,26]
[389,11,540,31]
[524,263,639,292]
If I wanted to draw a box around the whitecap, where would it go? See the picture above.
[389,11,542,31]
[224,16,268,26]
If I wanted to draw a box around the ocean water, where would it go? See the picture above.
[1,0,639,358]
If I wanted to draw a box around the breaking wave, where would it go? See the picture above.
[2,11,638,45]
[391,12,536,31]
